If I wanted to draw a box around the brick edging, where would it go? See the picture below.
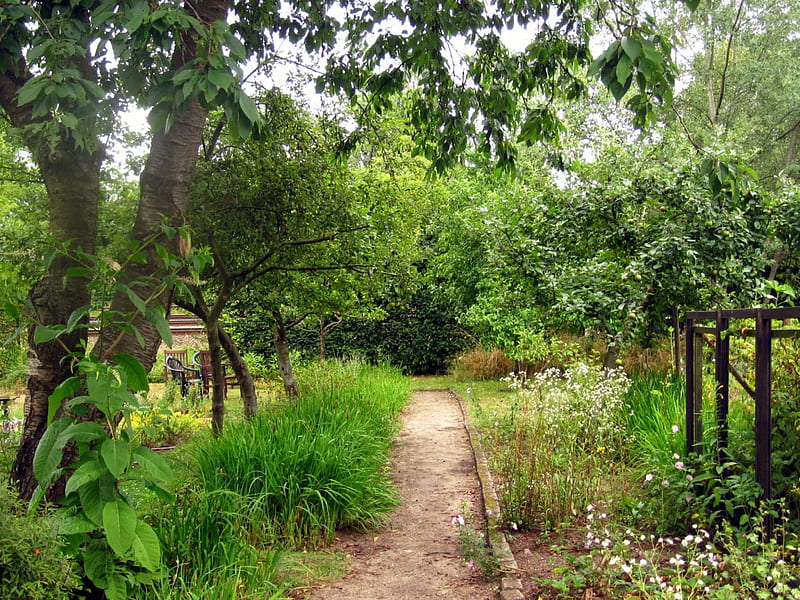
[453,390,525,600]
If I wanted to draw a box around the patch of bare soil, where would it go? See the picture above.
[302,390,498,600]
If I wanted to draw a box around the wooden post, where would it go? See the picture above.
[685,316,695,455]
[685,317,704,455]
[715,312,730,458]
[754,310,772,506]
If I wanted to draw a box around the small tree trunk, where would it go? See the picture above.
[273,311,299,399]
[205,320,226,436]
[319,314,327,361]
[218,326,258,418]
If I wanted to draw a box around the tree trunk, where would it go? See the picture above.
[273,311,300,399]
[11,148,101,500]
[3,0,230,499]
[218,327,258,418]
[176,295,259,420]
[205,319,227,436]
[319,314,327,361]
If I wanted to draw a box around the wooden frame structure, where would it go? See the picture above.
[685,307,800,512]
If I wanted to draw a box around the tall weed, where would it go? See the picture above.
[475,363,630,530]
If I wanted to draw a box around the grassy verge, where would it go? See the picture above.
[144,360,409,599]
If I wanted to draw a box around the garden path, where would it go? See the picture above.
[303,389,496,600]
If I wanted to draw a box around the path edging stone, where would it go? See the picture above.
[453,390,523,600]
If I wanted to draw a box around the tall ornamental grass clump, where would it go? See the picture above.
[193,361,409,547]
[625,373,686,460]
[477,363,630,530]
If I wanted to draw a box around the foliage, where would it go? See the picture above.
[429,144,770,364]
[550,506,800,600]
[190,361,408,547]
[0,484,80,600]
[33,355,174,599]
[451,507,500,580]
[0,337,25,390]
[226,286,471,375]
[625,374,686,461]
[472,363,630,530]
[148,482,285,600]
[131,403,207,449]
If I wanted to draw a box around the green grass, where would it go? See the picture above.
[139,360,410,598]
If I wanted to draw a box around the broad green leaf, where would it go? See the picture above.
[207,67,234,89]
[47,376,82,425]
[115,353,149,392]
[58,512,97,535]
[615,54,632,86]
[87,371,113,416]
[16,79,45,106]
[132,446,173,485]
[100,439,131,478]
[65,421,107,443]
[145,306,172,347]
[84,541,114,587]
[2,302,21,320]
[238,93,260,126]
[65,454,107,496]
[103,498,137,555]
[621,37,641,61]
[131,520,161,572]
[32,417,72,483]
[105,572,128,600]
[79,474,117,526]
[123,285,148,315]
[33,324,65,344]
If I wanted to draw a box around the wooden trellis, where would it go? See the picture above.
[685,307,800,512]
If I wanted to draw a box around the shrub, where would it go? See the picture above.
[449,347,515,381]
[0,339,25,391]
[0,485,80,600]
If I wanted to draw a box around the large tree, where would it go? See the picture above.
[1,0,696,497]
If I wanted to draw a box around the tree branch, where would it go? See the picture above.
[714,0,746,125]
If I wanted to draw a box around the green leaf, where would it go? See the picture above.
[105,572,129,600]
[65,421,108,443]
[65,305,91,333]
[48,376,82,425]
[58,512,97,535]
[615,54,632,86]
[132,446,173,485]
[16,79,45,106]
[145,305,173,347]
[100,439,131,478]
[621,37,641,61]
[33,324,65,344]
[131,520,161,572]
[238,92,260,126]
[103,498,137,556]
[79,474,117,526]
[207,67,234,89]
[32,418,72,484]
[84,540,114,587]
[115,353,149,392]
[65,454,107,496]
[123,284,148,315]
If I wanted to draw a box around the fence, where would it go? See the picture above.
[684,307,800,515]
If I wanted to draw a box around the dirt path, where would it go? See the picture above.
[304,390,497,600]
